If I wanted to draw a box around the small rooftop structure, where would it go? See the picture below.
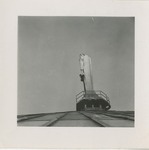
[76,54,111,111]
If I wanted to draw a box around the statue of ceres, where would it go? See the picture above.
[79,54,94,91]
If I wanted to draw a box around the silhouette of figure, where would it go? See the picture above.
[79,53,85,75]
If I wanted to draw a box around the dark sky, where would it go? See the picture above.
[18,17,134,115]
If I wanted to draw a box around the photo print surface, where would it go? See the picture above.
[18,17,134,127]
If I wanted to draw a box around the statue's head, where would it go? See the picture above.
[80,53,85,56]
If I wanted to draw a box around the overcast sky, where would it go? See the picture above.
[18,17,134,115]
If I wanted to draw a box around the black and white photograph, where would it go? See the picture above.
[17,16,134,127]
[2,0,149,149]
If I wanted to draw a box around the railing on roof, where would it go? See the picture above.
[76,90,110,104]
